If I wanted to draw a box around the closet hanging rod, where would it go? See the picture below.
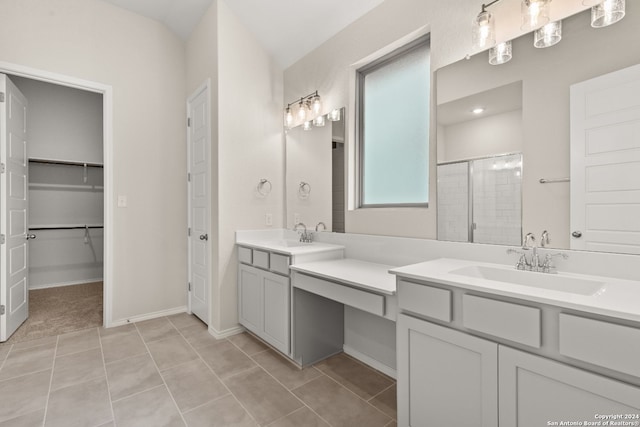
[28,158,104,168]
[28,225,104,231]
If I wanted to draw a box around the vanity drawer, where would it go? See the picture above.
[238,246,253,265]
[559,314,640,377]
[397,280,452,322]
[252,250,270,269]
[462,294,541,348]
[294,273,385,317]
[270,253,290,275]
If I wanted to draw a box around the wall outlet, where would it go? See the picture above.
[294,213,301,224]
[117,195,127,208]
[265,213,273,226]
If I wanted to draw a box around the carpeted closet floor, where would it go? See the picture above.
[4,281,103,344]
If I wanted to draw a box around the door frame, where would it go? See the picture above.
[186,79,212,325]
[0,61,114,327]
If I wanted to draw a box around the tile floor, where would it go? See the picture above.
[0,313,397,427]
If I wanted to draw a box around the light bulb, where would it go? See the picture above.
[489,41,512,65]
[327,109,341,121]
[521,0,550,31]
[591,0,625,28]
[313,115,325,127]
[284,107,294,129]
[297,101,308,122]
[311,95,322,116]
[534,20,562,48]
[472,10,496,50]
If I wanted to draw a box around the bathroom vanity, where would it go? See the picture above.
[391,258,640,427]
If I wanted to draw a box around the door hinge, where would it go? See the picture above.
[0,163,5,174]
[187,173,191,182]
[187,117,191,127]
[0,234,4,245]
[0,92,4,103]
[188,282,191,292]
[188,227,191,236]
[0,305,4,315]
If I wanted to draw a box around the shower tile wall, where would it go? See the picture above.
[472,154,522,246]
[437,162,469,242]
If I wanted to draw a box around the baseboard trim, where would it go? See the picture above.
[209,324,244,339]
[29,278,104,290]
[109,306,188,328]
[343,344,397,379]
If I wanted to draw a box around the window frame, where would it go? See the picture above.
[355,34,431,209]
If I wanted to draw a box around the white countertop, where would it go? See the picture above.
[390,258,640,323]
[236,238,344,256]
[291,258,397,295]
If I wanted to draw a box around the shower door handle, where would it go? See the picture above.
[26,234,37,240]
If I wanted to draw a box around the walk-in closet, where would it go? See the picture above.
[8,75,104,343]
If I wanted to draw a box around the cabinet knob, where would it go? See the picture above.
[26,234,37,240]
[571,231,582,238]
[199,234,208,241]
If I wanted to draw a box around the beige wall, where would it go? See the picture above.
[186,0,284,333]
[283,0,593,239]
[0,0,187,322]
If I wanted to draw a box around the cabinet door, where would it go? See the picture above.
[262,271,290,355]
[238,264,263,335]
[397,314,498,427]
[499,346,640,427]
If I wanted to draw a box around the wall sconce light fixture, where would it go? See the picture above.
[521,0,551,31]
[489,41,513,65]
[284,91,322,129]
[534,20,562,48]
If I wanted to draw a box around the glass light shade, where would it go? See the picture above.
[489,41,513,65]
[296,101,308,122]
[472,10,496,50]
[303,121,312,131]
[521,0,550,31]
[591,0,625,28]
[534,20,562,48]
[311,95,322,115]
[327,109,341,121]
[313,115,325,127]
[284,107,294,129]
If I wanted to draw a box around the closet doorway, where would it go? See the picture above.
[0,67,111,343]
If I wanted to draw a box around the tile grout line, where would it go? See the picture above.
[133,320,190,427]
[166,316,261,426]
[0,343,13,372]
[41,334,60,427]
[227,337,336,427]
[368,381,396,403]
[98,326,118,426]
[318,368,395,424]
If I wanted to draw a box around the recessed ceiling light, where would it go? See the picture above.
[472,107,485,114]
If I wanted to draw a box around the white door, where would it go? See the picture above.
[570,63,640,254]
[0,74,29,342]
[187,82,211,324]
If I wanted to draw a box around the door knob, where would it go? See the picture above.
[572,231,582,238]
[26,234,37,240]
[199,234,208,241]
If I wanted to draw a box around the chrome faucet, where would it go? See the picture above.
[523,232,540,271]
[315,222,326,232]
[293,222,313,243]
[508,231,569,273]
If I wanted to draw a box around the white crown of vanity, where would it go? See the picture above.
[236,229,640,427]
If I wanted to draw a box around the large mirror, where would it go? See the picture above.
[285,108,345,232]
[436,6,640,253]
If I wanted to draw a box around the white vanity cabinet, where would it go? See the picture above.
[397,314,498,427]
[237,247,291,355]
[499,346,640,427]
[395,276,640,427]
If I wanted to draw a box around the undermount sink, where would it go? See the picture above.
[450,265,606,296]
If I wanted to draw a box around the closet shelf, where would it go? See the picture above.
[29,183,104,191]
[29,224,104,231]
[29,158,104,168]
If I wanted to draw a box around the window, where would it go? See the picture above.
[357,36,430,207]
